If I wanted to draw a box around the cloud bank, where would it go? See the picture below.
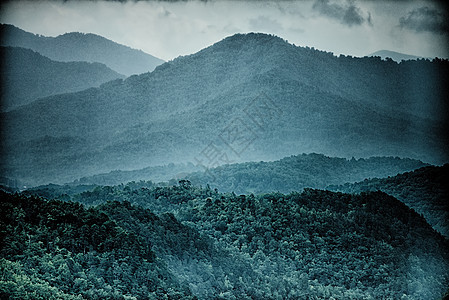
[312,0,371,27]
[399,6,449,34]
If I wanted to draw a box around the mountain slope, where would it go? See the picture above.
[1,33,448,185]
[329,164,449,238]
[71,154,428,193]
[181,154,428,194]
[369,50,425,62]
[0,190,197,299]
[5,184,448,299]
[0,24,164,76]
[0,46,124,111]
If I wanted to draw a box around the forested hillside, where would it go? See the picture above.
[23,156,446,246]
[2,33,448,186]
[0,24,164,76]
[330,164,449,238]
[1,184,448,299]
[0,46,124,111]
[0,190,195,299]
[67,154,426,192]
[72,162,201,186]
[182,154,428,194]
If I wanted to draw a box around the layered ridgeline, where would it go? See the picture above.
[0,46,124,111]
[2,185,448,299]
[23,155,446,243]
[0,24,164,76]
[69,154,427,189]
[369,50,425,62]
[329,164,449,239]
[72,162,202,186]
[2,33,448,185]
[182,154,428,194]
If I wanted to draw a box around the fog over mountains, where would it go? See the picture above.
[0,46,124,111]
[0,24,164,76]
[1,32,448,185]
[1,24,448,300]
[369,50,426,62]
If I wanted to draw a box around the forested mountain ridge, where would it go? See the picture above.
[23,155,445,246]
[0,24,164,76]
[72,162,202,187]
[182,153,428,194]
[2,32,448,186]
[68,154,426,189]
[1,185,448,299]
[0,46,124,111]
[329,164,449,238]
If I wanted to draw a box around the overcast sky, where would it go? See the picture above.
[1,0,448,61]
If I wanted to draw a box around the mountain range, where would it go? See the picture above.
[0,46,124,111]
[0,24,164,76]
[27,153,447,239]
[72,153,428,193]
[1,32,448,186]
[330,164,449,238]
[184,154,429,193]
[1,26,448,299]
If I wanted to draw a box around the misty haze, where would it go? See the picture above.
[0,1,448,299]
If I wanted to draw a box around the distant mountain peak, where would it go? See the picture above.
[2,30,448,185]
[58,31,107,41]
[215,32,288,47]
[368,50,427,62]
[0,46,124,111]
[226,32,283,40]
[0,23,164,76]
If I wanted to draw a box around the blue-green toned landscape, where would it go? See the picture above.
[1,2,448,298]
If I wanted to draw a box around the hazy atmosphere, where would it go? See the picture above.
[1,1,448,299]
[1,0,448,61]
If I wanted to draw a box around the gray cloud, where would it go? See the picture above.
[1,0,447,61]
[313,0,369,27]
[399,6,448,34]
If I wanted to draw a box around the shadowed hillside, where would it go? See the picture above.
[181,154,428,194]
[0,24,164,76]
[329,164,449,238]
[0,46,124,111]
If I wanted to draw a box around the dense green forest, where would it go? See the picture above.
[21,159,448,246]
[2,182,448,299]
[329,164,449,238]
[0,190,195,299]
[0,46,124,111]
[1,26,448,299]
